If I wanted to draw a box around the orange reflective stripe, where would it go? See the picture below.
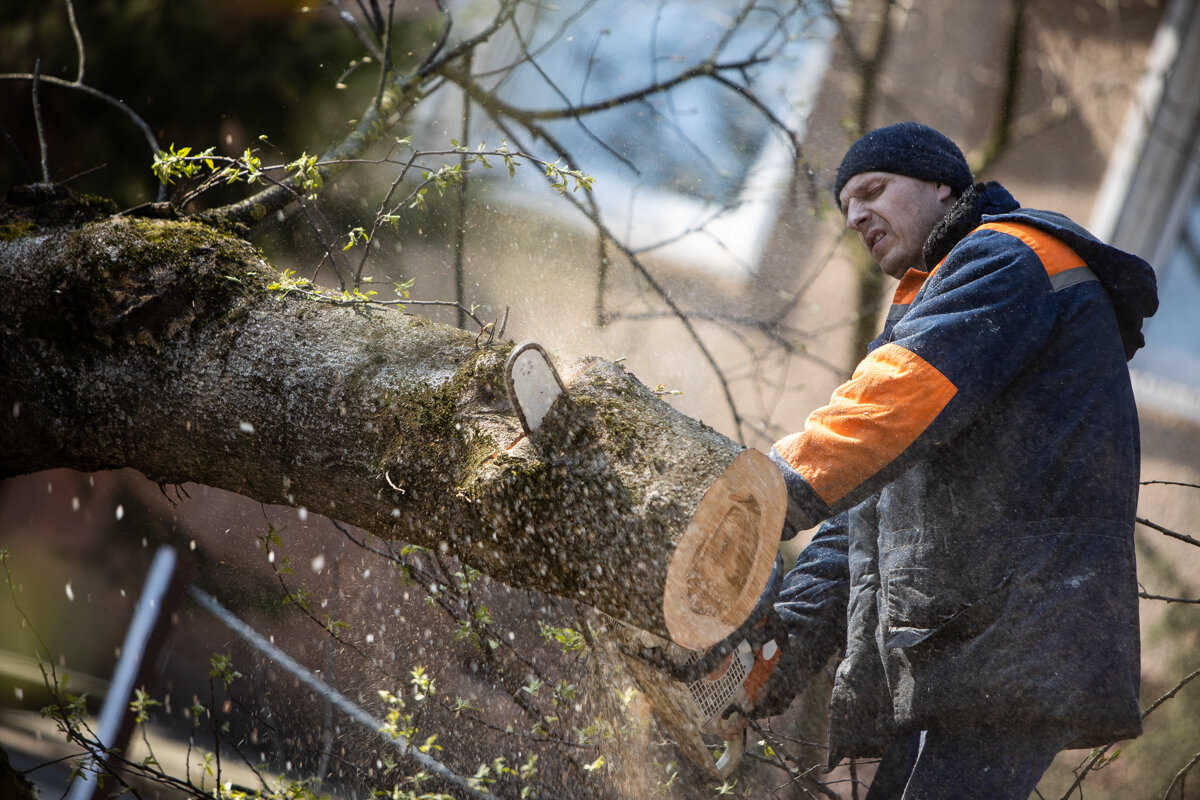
[975,221,1086,276]
[892,268,929,306]
[775,343,957,506]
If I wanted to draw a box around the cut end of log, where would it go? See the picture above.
[662,448,786,650]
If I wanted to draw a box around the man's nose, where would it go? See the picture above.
[844,200,868,231]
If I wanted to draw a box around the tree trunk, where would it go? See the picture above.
[0,188,785,647]
[0,743,37,800]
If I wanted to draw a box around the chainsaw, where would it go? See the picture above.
[504,342,790,778]
[613,556,787,777]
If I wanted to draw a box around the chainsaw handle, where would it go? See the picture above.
[714,728,746,777]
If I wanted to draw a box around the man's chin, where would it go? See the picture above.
[876,258,910,280]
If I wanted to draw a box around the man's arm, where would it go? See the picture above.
[772,227,1070,528]
[756,511,851,715]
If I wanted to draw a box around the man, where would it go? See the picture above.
[763,122,1158,798]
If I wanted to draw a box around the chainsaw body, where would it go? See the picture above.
[614,556,786,777]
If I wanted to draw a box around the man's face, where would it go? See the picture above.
[838,171,955,279]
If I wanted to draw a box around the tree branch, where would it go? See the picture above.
[1060,665,1200,799]
[1138,516,1200,549]
[0,208,783,648]
[1162,750,1200,800]
[0,72,166,201]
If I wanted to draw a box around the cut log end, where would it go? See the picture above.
[662,448,786,650]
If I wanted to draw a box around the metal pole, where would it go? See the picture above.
[67,545,178,800]
[186,584,499,800]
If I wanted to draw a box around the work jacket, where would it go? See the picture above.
[770,182,1158,762]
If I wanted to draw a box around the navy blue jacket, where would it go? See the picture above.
[770,183,1157,760]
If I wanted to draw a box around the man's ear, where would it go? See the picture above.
[935,182,954,203]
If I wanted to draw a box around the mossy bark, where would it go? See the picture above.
[0,195,784,644]
[0,743,37,800]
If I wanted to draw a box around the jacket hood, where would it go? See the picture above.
[924,181,1159,360]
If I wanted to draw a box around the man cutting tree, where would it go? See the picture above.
[760,122,1158,798]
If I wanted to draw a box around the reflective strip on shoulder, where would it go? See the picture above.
[1048,264,1098,291]
[975,221,1094,290]
[774,342,957,506]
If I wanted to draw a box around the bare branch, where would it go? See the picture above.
[418,0,455,75]
[1143,480,1200,491]
[0,72,165,200]
[328,0,385,61]
[454,50,472,329]
[817,0,865,69]
[31,61,50,184]
[0,124,34,183]
[1138,516,1200,549]
[373,0,398,109]
[1138,589,1200,605]
[65,0,85,83]
[1061,665,1200,799]
[1161,750,1200,800]
[1143,666,1200,721]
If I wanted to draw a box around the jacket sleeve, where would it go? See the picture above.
[777,512,850,665]
[772,227,1069,528]
[756,510,851,715]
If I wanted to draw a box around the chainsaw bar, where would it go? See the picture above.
[504,341,566,438]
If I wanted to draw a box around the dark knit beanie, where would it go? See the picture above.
[834,122,974,209]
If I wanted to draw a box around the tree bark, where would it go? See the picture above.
[0,188,785,647]
[0,743,37,800]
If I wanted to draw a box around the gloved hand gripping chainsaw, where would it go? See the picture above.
[504,342,794,778]
[615,555,790,777]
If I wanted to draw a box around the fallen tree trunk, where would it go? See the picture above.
[0,187,784,647]
[0,745,36,800]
